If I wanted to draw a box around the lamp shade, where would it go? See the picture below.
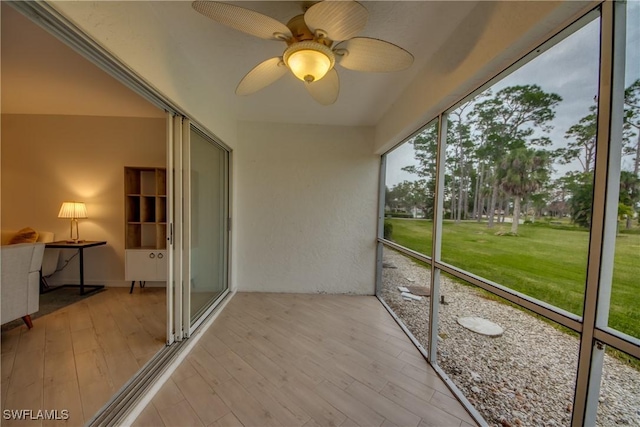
[283,42,335,83]
[58,202,88,219]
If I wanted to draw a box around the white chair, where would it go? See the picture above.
[1,230,60,291]
[1,242,45,328]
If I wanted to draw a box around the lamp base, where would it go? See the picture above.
[67,219,84,243]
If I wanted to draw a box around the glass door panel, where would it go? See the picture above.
[188,127,228,325]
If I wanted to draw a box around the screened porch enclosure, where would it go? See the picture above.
[378,2,640,426]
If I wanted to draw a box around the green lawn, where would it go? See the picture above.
[386,218,640,340]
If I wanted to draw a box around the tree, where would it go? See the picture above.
[624,79,640,175]
[566,172,594,228]
[446,103,475,223]
[548,175,575,218]
[402,123,439,219]
[618,171,640,230]
[387,181,414,213]
[470,85,562,228]
[498,148,552,234]
[557,104,597,173]
[387,180,432,218]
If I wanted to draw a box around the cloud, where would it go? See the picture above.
[386,7,640,187]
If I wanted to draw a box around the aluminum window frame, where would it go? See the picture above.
[376,2,639,426]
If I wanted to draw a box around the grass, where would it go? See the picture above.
[386,218,640,342]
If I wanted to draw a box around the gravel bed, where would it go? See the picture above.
[381,249,640,427]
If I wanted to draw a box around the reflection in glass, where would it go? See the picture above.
[436,272,578,426]
[611,0,640,339]
[380,247,430,352]
[189,129,228,323]
[440,18,601,317]
[383,120,438,257]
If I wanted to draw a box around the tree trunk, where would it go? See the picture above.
[481,197,486,222]
[511,196,521,234]
[475,163,485,221]
[488,181,498,228]
[456,147,464,223]
[504,198,509,222]
[463,177,470,220]
[457,176,464,223]
[627,215,633,230]
[450,180,456,220]
[634,131,640,176]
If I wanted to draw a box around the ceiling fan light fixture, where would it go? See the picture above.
[283,41,335,83]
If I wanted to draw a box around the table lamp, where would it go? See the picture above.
[58,201,88,243]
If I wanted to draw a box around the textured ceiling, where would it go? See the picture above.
[1,1,480,126]
[149,1,480,126]
[0,4,164,118]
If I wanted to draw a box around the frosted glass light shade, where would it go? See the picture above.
[284,42,335,83]
[58,202,88,219]
[288,49,330,82]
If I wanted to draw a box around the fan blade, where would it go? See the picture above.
[192,1,292,41]
[305,68,339,105]
[236,57,288,96]
[335,37,414,72]
[304,1,368,41]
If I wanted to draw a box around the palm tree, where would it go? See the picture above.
[499,148,551,234]
[619,170,640,230]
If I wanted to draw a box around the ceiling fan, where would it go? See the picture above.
[192,0,414,105]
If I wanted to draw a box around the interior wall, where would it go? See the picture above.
[1,114,166,287]
[235,121,378,294]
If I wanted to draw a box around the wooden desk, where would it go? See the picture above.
[45,240,107,295]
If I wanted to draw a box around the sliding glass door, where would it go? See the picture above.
[187,127,229,327]
[167,117,229,340]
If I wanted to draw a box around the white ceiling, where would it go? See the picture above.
[1,3,164,118]
[1,1,480,126]
[150,1,480,126]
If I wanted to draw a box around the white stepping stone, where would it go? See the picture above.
[397,286,410,293]
[457,316,504,337]
[401,292,422,301]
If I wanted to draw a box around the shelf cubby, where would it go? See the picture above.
[125,167,167,250]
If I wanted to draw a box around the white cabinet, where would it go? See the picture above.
[125,249,167,282]
[124,166,167,286]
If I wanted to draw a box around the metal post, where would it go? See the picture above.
[376,156,387,296]
[428,114,447,363]
[572,2,626,425]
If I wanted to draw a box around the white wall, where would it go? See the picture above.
[1,114,166,287]
[234,122,378,294]
[50,1,238,149]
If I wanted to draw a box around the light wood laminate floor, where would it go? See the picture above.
[1,287,166,426]
[134,293,477,427]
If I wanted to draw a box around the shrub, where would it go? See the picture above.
[383,220,393,240]
[386,212,413,218]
